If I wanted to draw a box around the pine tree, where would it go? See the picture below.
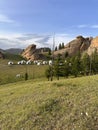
[45,67,50,81]
[54,56,60,80]
[62,42,64,49]
[48,49,51,55]
[25,72,28,80]
[64,61,70,78]
[55,46,57,51]
[45,66,54,81]
[54,54,64,80]
[81,53,90,75]
[64,51,69,58]
[59,43,62,50]
[91,49,98,74]
[71,56,80,77]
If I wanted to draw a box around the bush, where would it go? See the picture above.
[25,72,28,81]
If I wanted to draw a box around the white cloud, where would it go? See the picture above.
[0,14,14,23]
[0,33,74,49]
[91,25,98,28]
[77,24,98,29]
[77,24,88,28]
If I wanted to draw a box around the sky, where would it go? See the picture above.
[0,0,98,49]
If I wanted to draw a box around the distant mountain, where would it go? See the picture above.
[0,48,24,61]
[5,48,23,54]
[0,49,6,53]
[4,52,25,61]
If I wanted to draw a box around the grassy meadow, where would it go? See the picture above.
[0,59,48,85]
[0,75,98,130]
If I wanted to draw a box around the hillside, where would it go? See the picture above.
[0,49,6,53]
[0,48,23,55]
[5,48,23,54]
[0,51,4,59]
[4,53,25,61]
[0,48,24,61]
[0,76,98,130]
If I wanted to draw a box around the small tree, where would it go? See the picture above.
[59,43,62,50]
[81,53,90,75]
[71,55,82,77]
[62,42,64,49]
[45,66,54,81]
[48,49,51,55]
[45,68,50,81]
[54,54,64,80]
[64,61,70,78]
[64,51,69,58]
[54,60,60,80]
[71,58,79,77]
[55,46,57,51]
[90,49,98,74]
[25,72,28,80]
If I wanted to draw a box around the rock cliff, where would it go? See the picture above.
[87,36,98,55]
[21,36,98,60]
[21,44,50,60]
[22,44,36,60]
[54,36,91,56]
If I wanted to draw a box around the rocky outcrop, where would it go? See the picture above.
[5,48,23,54]
[87,36,98,55]
[21,36,98,60]
[22,44,36,60]
[0,52,4,59]
[54,36,91,57]
[21,44,50,60]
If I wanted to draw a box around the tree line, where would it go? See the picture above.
[55,43,65,51]
[45,49,98,81]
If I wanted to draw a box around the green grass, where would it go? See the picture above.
[0,75,98,130]
[0,59,48,84]
[4,53,24,61]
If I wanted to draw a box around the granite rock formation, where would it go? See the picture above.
[22,44,50,60]
[21,36,98,60]
[87,36,98,55]
[54,36,92,57]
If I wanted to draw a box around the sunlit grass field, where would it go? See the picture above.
[0,75,98,130]
[0,59,48,85]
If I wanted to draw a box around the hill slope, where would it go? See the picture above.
[0,76,98,130]
[4,53,25,61]
[5,48,23,54]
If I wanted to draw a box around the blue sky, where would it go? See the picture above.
[0,0,98,49]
